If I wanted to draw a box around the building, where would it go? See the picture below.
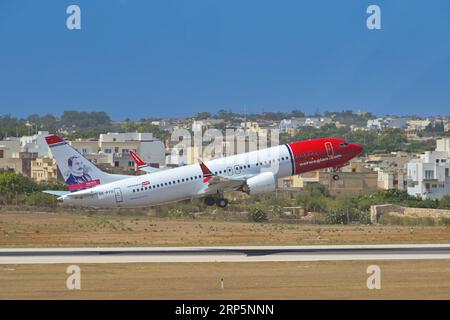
[377,168,406,190]
[279,117,332,134]
[99,132,165,167]
[367,118,387,131]
[69,132,166,173]
[277,161,378,196]
[406,119,431,133]
[0,138,38,176]
[31,157,58,182]
[365,153,414,190]
[407,138,450,199]
[367,117,408,131]
[20,131,52,157]
[0,138,21,158]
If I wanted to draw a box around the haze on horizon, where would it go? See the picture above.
[0,0,449,119]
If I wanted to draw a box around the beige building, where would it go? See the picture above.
[69,139,99,155]
[376,169,405,190]
[406,119,431,133]
[31,157,58,182]
[278,170,378,196]
[365,153,414,190]
[0,157,24,174]
[0,138,38,176]
[0,138,23,173]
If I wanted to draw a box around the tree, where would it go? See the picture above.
[290,109,305,118]
[60,111,111,130]
[296,184,329,212]
[195,112,212,120]
[0,171,37,204]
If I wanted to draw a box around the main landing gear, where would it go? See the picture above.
[216,198,228,208]
[204,196,229,208]
[332,174,340,181]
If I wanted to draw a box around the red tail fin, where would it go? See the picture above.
[130,150,146,167]
[198,159,214,183]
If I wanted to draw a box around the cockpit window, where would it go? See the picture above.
[340,142,349,147]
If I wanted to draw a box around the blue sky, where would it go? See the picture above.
[0,0,449,119]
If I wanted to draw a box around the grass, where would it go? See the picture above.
[1,260,450,299]
[0,210,450,247]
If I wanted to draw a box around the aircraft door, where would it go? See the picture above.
[114,188,123,203]
[325,142,334,157]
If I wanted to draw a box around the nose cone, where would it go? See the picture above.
[350,143,364,156]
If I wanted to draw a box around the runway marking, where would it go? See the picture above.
[1,244,450,264]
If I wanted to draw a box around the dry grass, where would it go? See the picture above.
[1,260,450,299]
[1,210,450,247]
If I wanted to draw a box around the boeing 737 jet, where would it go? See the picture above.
[43,134,363,208]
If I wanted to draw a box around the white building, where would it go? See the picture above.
[98,132,165,167]
[70,132,166,171]
[407,138,450,199]
[19,131,51,157]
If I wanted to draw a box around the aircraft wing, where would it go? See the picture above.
[130,150,160,173]
[197,159,248,195]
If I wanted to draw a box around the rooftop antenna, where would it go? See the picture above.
[244,104,247,126]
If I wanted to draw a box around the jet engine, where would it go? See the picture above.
[242,172,276,195]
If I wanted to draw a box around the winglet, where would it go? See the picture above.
[130,150,146,169]
[198,159,214,183]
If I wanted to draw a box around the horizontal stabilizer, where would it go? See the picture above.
[42,190,70,197]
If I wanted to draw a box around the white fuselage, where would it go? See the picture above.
[62,145,293,208]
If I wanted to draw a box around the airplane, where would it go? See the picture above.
[43,134,363,208]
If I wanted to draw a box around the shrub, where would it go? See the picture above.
[438,196,450,210]
[326,209,348,224]
[248,206,268,222]
[25,193,57,208]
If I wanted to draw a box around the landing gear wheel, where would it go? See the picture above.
[332,174,340,181]
[204,197,216,206]
[216,198,228,208]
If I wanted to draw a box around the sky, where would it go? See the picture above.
[0,0,449,120]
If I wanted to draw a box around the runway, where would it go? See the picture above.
[1,244,450,264]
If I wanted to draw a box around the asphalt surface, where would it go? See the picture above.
[1,244,450,264]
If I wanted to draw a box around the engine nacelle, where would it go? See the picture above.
[243,172,276,195]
